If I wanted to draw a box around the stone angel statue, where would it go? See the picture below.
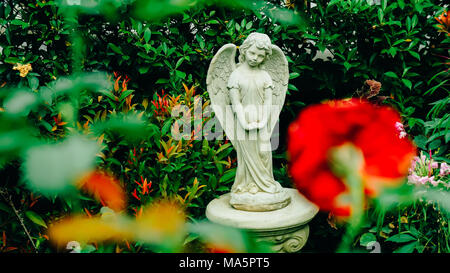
[206,32,290,212]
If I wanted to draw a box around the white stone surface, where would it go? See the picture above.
[206,188,319,230]
[206,32,290,211]
[230,187,291,212]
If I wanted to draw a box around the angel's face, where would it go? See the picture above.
[245,45,266,67]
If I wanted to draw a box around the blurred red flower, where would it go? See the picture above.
[287,99,416,216]
[78,171,126,212]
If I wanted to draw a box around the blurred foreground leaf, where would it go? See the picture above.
[3,89,38,117]
[188,221,273,253]
[23,135,99,195]
[44,72,111,99]
[91,113,148,143]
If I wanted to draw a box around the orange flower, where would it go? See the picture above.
[131,188,140,201]
[112,72,130,93]
[135,176,152,195]
[206,243,236,253]
[435,10,450,36]
[51,113,68,132]
[122,75,130,91]
[77,171,126,212]
[114,75,122,93]
[151,90,170,117]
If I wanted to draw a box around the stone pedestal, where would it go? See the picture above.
[206,188,319,253]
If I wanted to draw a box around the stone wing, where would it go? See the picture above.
[206,44,237,146]
[264,44,289,135]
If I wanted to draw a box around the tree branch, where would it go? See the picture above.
[0,187,38,253]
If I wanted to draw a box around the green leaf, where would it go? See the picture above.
[144,28,151,43]
[393,241,416,253]
[175,58,184,69]
[81,244,97,253]
[384,71,398,78]
[206,19,219,24]
[360,233,377,247]
[406,17,412,32]
[143,43,152,53]
[25,211,47,228]
[161,117,174,136]
[219,169,236,184]
[10,19,28,28]
[343,61,352,71]
[428,139,441,150]
[138,66,150,74]
[424,79,448,95]
[183,233,199,246]
[408,51,420,60]
[119,90,134,101]
[381,0,387,10]
[4,57,20,64]
[386,233,416,243]
[28,76,39,90]
[402,78,412,90]
[216,185,230,192]
[413,135,427,150]
[288,84,298,91]
[175,70,186,79]
[155,78,169,84]
[289,72,300,80]
[388,47,397,57]
[108,43,123,55]
[377,8,384,23]
[0,202,11,214]
[40,120,53,132]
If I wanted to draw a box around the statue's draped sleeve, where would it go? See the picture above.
[263,72,274,91]
[227,71,240,91]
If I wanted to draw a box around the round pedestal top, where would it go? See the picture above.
[206,188,319,230]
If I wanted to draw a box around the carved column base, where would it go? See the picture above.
[253,224,310,253]
[206,188,318,253]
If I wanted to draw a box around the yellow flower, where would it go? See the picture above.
[285,0,295,9]
[13,63,32,77]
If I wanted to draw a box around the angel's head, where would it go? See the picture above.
[238,32,272,68]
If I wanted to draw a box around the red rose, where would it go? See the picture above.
[287,99,416,216]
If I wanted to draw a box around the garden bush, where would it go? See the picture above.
[0,0,448,253]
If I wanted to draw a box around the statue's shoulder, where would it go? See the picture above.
[261,69,272,81]
[228,66,243,80]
